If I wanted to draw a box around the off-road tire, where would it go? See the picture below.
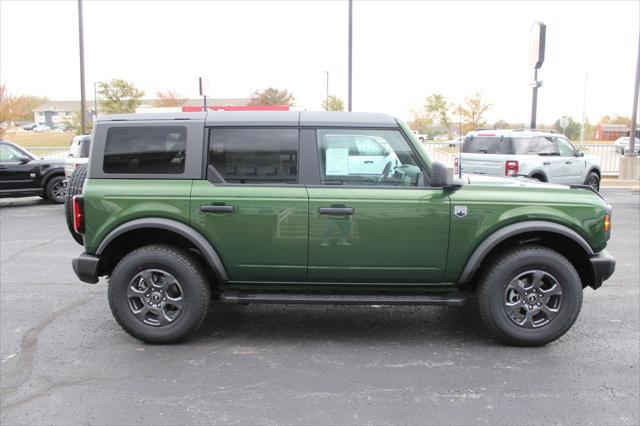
[44,175,66,204]
[477,245,582,346]
[65,164,88,245]
[108,245,211,344]
[584,171,600,192]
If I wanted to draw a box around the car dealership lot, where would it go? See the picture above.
[1,189,638,425]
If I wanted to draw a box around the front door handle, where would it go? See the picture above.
[565,161,572,165]
[0,165,8,169]
[364,160,373,164]
[543,161,551,166]
[319,207,354,215]
[200,204,235,213]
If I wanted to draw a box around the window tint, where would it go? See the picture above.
[513,136,557,155]
[317,129,423,186]
[103,127,187,174]
[209,128,298,184]
[555,137,575,156]
[462,136,513,154]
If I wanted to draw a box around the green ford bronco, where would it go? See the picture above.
[68,111,615,346]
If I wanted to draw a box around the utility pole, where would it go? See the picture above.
[628,29,640,156]
[325,70,329,110]
[348,0,353,112]
[77,0,87,134]
[529,22,546,129]
[94,82,98,117]
[581,72,588,143]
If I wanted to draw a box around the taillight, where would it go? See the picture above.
[73,195,85,234]
[454,157,459,175]
[505,160,519,176]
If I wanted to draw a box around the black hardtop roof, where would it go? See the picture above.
[96,111,399,128]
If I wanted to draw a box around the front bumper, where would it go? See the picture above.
[588,250,616,289]
[72,253,100,284]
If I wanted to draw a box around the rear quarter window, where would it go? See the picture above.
[103,127,187,174]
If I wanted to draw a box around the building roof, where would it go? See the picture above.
[34,98,251,113]
[598,124,629,131]
[97,111,398,128]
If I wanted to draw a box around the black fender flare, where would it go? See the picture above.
[41,167,65,186]
[458,220,594,283]
[96,218,229,282]
[527,169,548,182]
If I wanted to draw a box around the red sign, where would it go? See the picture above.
[182,105,289,112]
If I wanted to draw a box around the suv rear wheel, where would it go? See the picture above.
[108,245,211,344]
[477,245,582,346]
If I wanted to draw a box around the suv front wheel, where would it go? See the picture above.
[108,245,211,344]
[477,245,582,346]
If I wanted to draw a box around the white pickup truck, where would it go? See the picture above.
[64,135,91,180]
[454,129,602,191]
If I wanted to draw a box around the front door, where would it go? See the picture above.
[0,144,38,193]
[307,128,450,283]
[555,136,584,184]
[190,127,308,283]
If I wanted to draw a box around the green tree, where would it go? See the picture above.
[424,93,450,129]
[321,95,344,111]
[64,111,93,135]
[98,79,145,114]
[155,89,186,107]
[408,108,432,134]
[456,92,493,134]
[248,88,295,106]
[553,116,581,139]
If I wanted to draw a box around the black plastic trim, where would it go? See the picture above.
[96,218,229,282]
[588,250,615,289]
[72,253,100,284]
[458,220,595,283]
[319,207,354,215]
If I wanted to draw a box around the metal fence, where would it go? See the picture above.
[420,142,624,176]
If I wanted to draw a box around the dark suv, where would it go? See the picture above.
[0,140,66,203]
[68,112,615,346]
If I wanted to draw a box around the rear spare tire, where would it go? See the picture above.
[65,163,88,245]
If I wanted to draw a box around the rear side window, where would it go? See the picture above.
[462,136,513,154]
[103,127,187,174]
[513,136,557,155]
[208,128,298,184]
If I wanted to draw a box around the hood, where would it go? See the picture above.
[460,173,568,190]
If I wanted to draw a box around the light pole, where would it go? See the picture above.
[581,72,587,143]
[325,71,329,110]
[77,0,87,134]
[348,0,353,111]
[94,82,98,117]
[628,29,640,156]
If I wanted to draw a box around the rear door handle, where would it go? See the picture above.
[200,204,235,213]
[319,207,354,215]
[364,160,373,164]
[0,165,8,169]
[565,161,572,165]
[543,162,551,165]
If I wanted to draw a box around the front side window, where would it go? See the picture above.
[316,129,423,186]
[555,137,575,156]
[103,127,187,174]
[209,128,298,184]
[0,145,29,162]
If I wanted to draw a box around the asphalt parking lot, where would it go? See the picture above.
[1,188,638,425]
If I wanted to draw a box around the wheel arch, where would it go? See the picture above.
[95,218,228,283]
[458,221,597,288]
[527,169,548,182]
[585,166,601,180]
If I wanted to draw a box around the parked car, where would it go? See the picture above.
[33,124,51,133]
[0,140,66,203]
[69,111,614,346]
[411,130,429,142]
[454,129,602,190]
[52,124,71,133]
[613,136,640,155]
[64,135,91,179]
[22,123,37,131]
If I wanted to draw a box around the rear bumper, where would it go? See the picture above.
[72,253,100,284]
[588,250,616,289]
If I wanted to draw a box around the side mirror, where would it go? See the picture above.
[19,157,30,164]
[576,150,584,157]
[431,161,454,187]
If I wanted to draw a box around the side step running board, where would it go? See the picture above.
[220,290,467,306]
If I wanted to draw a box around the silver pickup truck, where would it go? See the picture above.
[454,129,602,191]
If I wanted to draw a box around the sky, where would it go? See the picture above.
[1,0,638,125]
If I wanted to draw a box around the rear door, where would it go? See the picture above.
[190,127,309,283]
[306,127,450,284]
[513,136,563,182]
